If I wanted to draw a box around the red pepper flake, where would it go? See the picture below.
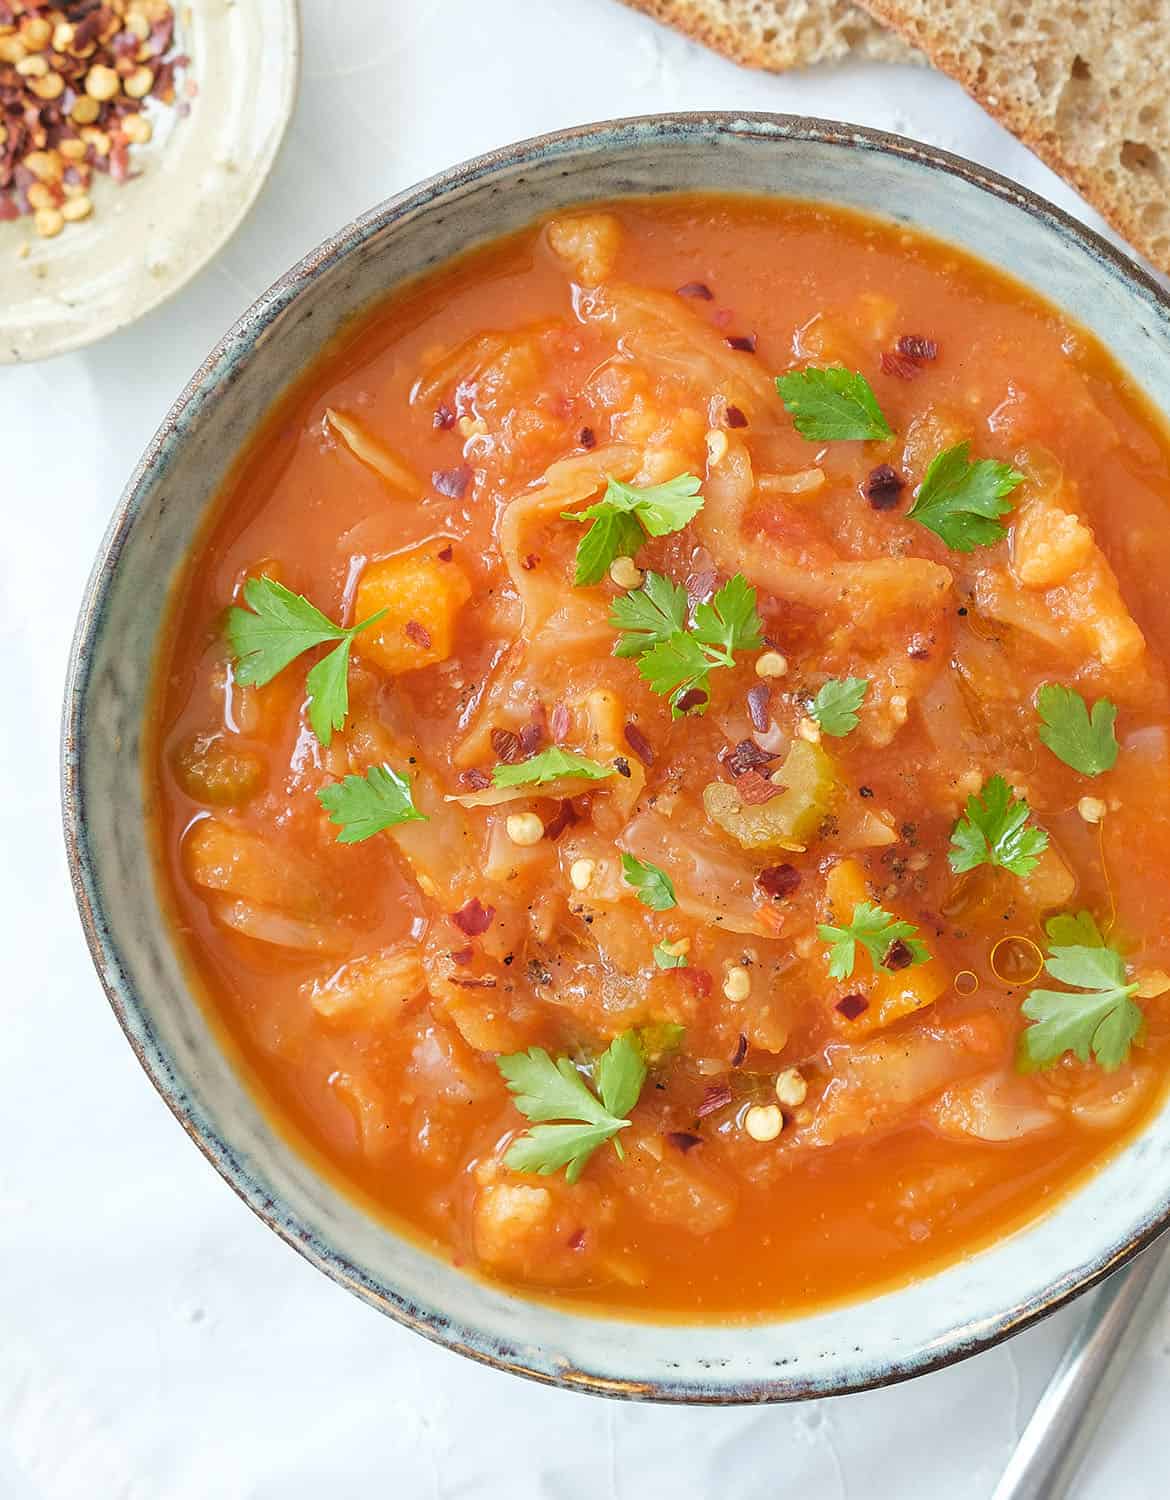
[623,722,654,766]
[567,1228,587,1251]
[897,334,939,362]
[685,569,717,605]
[836,993,869,1020]
[697,1084,733,1118]
[404,620,432,649]
[734,768,782,805]
[614,756,632,779]
[451,898,495,936]
[543,798,577,841]
[723,738,776,779]
[521,553,540,571]
[674,688,708,714]
[880,350,921,381]
[449,975,498,989]
[883,939,915,971]
[757,864,801,900]
[746,682,771,733]
[437,543,453,561]
[460,767,491,790]
[677,281,713,300]
[518,720,545,757]
[579,425,596,449]
[490,727,523,764]
[865,464,906,510]
[726,333,758,353]
[433,402,456,430]
[681,966,713,999]
[450,946,474,966]
[432,464,472,499]
[109,141,132,184]
[725,405,748,429]
[550,703,570,742]
[730,1033,748,1068]
[667,1131,702,1153]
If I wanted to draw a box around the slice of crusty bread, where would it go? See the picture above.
[618,0,913,70]
[855,0,1170,273]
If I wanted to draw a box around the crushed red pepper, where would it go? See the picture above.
[451,898,494,936]
[1,0,190,238]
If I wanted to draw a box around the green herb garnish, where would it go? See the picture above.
[621,853,678,911]
[1045,909,1106,948]
[652,941,688,970]
[948,774,1049,878]
[609,570,689,657]
[226,575,386,748]
[1019,915,1142,1072]
[905,441,1024,552]
[564,473,704,587]
[491,747,616,788]
[498,1033,647,1182]
[818,901,930,980]
[317,765,426,843]
[613,571,763,717]
[1036,684,1119,776]
[810,677,870,737]
[775,367,892,442]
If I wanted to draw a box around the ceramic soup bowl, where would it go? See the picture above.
[62,113,1170,1402]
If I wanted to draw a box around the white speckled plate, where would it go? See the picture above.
[0,0,299,364]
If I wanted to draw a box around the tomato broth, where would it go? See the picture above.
[150,196,1170,1319]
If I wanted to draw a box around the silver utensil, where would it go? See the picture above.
[992,1236,1170,1500]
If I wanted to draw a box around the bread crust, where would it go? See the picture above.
[619,0,912,71]
[855,0,1170,273]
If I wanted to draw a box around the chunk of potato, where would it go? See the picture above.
[352,547,471,676]
[703,739,837,850]
[546,213,621,285]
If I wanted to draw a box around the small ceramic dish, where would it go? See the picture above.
[1,0,299,365]
[62,113,1170,1402]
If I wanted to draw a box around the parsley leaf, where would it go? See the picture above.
[609,571,689,658]
[616,572,763,717]
[775,367,893,441]
[621,853,677,911]
[317,765,426,843]
[637,632,715,714]
[652,941,688,970]
[810,677,869,737]
[817,900,930,980]
[594,1032,647,1121]
[1036,684,1119,776]
[691,573,765,661]
[564,473,704,586]
[1045,909,1106,948]
[1019,930,1142,1072]
[948,774,1049,878]
[226,575,386,747]
[497,1034,647,1182]
[491,747,616,788]
[905,442,1025,552]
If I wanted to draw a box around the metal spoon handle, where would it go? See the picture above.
[992,1237,1170,1500]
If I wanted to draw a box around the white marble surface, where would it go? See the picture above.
[3,2,1168,1495]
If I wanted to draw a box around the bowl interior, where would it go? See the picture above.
[63,114,1170,1401]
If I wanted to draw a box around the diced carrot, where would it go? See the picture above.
[824,858,948,1036]
[352,546,472,676]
